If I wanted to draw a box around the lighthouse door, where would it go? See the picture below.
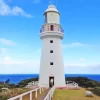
[49,76,54,88]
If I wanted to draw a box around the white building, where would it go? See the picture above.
[38,4,66,88]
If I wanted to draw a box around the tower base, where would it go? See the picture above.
[38,84,66,88]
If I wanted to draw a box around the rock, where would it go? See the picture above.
[86,91,93,97]
[1,88,8,92]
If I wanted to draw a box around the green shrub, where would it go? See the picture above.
[17,77,38,88]
[0,96,9,100]
[92,87,100,96]
[3,84,9,88]
[0,85,4,89]
[9,84,16,88]
[66,77,100,88]
[0,89,2,92]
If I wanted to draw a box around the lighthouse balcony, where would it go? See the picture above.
[40,24,64,39]
[40,27,64,33]
[40,24,64,33]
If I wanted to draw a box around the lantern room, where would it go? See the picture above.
[44,5,60,24]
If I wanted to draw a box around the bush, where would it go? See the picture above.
[0,89,2,92]
[9,84,16,88]
[3,84,9,88]
[92,87,100,96]
[0,96,9,100]
[66,77,100,88]
[0,85,4,89]
[17,77,38,88]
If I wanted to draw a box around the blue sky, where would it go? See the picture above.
[0,0,100,74]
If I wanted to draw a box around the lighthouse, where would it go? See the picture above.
[39,4,66,87]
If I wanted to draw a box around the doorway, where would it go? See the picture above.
[49,76,54,88]
[50,25,54,31]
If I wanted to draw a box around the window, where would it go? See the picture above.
[50,62,53,65]
[50,50,53,53]
[44,14,47,23]
[50,25,54,31]
[50,40,53,43]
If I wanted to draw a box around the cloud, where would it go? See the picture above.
[63,42,86,48]
[64,64,100,74]
[0,38,17,46]
[0,48,7,55]
[0,56,100,74]
[64,60,100,74]
[0,0,33,18]
[64,57,100,69]
[79,58,86,62]
[2,56,40,65]
[0,54,100,74]
[0,47,99,74]
[0,55,40,74]
[0,47,41,65]
[11,6,33,18]
[64,61,100,69]
[33,0,40,4]
[0,64,39,74]
[64,63,87,68]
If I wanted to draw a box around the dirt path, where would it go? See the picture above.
[38,88,51,100]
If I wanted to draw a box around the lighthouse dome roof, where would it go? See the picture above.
[44,4,59,15]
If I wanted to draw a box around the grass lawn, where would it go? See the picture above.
[53,88,100,100]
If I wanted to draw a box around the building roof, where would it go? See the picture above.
[44,5,60,15]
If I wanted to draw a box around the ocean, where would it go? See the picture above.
[0,74,100,84]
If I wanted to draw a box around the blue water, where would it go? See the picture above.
[0,74,100,84]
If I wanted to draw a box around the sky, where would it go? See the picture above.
[0,0,100,74]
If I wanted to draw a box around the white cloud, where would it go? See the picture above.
[0,0,33,18]
[0,47,99,74]
[0,54,100,74]
[0,47,41,65]
[80,58,86,62]
[0,57,100,74]
[64,61,100,68]
[11,6,33,18]
[2,56,40,66]
[0,56,40,74]
[0,38,17,46]
[0,48,7,55]
[64,63,87,68]
[63,42,86,48]
[0,64,39,74]
[64,64,100,74]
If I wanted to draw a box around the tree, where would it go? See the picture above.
[5,79,10,84]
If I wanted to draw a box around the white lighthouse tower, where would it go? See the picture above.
[39,4,66,88]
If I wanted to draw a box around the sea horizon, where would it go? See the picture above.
[0,73,100,75]
[0,74,100,84]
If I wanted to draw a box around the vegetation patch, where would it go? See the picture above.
[92,87,100,96]
[53,88,100,100]
[0,77,100,99]
[66,77,100,88]
[0,88,31,99]
[16,77,38,88]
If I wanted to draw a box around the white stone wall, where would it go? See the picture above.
[39,35,66,87]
